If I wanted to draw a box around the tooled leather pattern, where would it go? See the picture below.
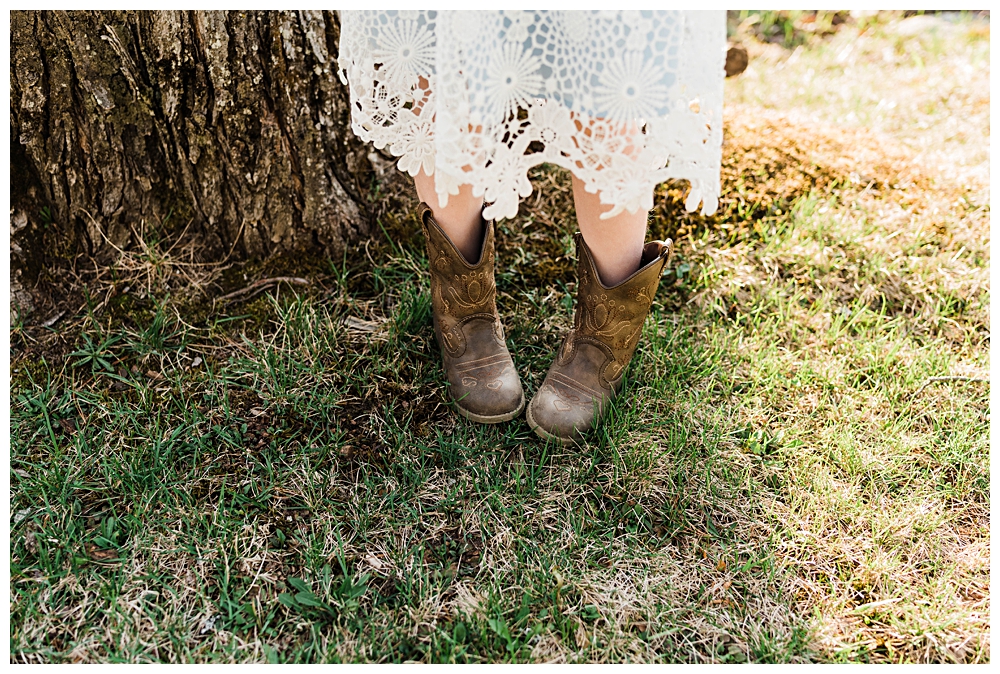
[539,370,605,415]
[455,353,511,391]
[563,237,669,390]
[424,215,499,359]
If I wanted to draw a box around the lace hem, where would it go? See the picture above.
[339,10,725,221]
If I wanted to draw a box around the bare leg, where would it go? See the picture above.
[572,175,649,286]
[527,173,665,445]
[407,74,484,263]
[413,170,484,263]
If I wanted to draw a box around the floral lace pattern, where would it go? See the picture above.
[339,10,725,221]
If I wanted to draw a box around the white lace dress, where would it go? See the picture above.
[338,10,725,221]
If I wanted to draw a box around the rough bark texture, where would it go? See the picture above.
[10,10,375,289]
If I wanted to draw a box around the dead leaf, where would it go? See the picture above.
[13,508,33,524]
[343,316,386,332]
[726,42,749,77]
[86,543,121,563]
[199,613,220,635]
[40,311,66,328]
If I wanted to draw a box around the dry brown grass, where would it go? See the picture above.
[10,11,989,665]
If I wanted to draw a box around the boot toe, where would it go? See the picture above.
[526,383,596,444]
[450,363,524,422]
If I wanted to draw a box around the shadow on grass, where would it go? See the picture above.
[10,95,988,662]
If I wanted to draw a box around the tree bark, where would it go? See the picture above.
[10,10,375,291]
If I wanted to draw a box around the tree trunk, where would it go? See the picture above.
[10,10,376,299]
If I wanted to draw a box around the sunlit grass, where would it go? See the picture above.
[9,12,989,664]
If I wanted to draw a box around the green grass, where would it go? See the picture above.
[9,12,989,664]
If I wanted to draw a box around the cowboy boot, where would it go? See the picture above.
[420,203,525,423]
[526,232,673,445]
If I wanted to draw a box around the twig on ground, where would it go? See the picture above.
[216,277,310,303]
[219,218,248,266]
[851,597,903,613]
[38,311,66,329]
[343,316,388,333]
[911,376,989,398]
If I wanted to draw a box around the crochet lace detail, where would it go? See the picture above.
[339,10,725,221]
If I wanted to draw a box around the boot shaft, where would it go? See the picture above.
[564,233,673,385]
[419,203,498,323]
[417,203,525,423]
[526,232,673,444]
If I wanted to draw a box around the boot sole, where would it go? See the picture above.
[455,392,525,425]
[525,399,579,446]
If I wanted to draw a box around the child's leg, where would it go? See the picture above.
[413,170,485,262]
[571,176,648,286]
[408,74,485,263]
[569,116,649,286]
[527,152,667,444]
[407,78,523,424]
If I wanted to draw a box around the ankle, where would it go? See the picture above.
[437,212,485,264]
[420,200,483,262]
[414,172,485,262]
[591,248,643,286]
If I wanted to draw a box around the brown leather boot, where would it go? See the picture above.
[420,203,525,423]
[526,233,673,445]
